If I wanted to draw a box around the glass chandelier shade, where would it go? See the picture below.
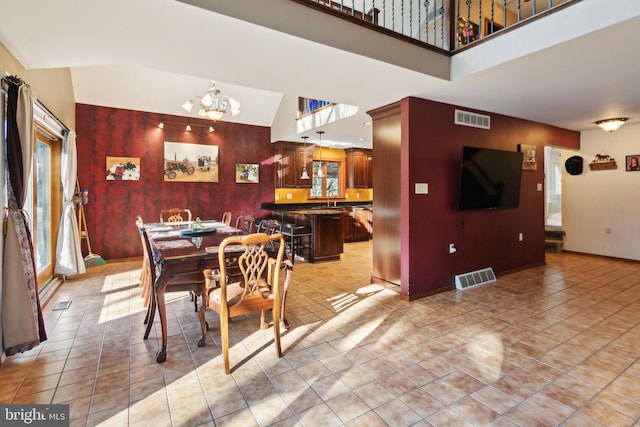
[182,81,240,120]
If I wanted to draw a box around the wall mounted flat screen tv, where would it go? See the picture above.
[457,146,523,210]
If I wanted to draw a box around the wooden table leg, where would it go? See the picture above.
[154,271,169,363]
[197,285,207,347]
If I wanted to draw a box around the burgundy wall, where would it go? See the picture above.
[75,104,275,260]
[403,97,579,297]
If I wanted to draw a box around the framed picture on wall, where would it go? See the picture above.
[235,163,259,183]
[163,141,219,182]
[518,144,537,171]
[106,156,140,180]
[458,17,479,45]
[626,154,640,171]
[484,18,504,36]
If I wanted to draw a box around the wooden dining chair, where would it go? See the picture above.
[221,211,232,226]
[160,208,192,223]
[136,216,207,345]
[205,232,287,374]
[235,214,255,233]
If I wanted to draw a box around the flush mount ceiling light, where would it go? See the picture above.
[182,81,240,121]
[596,118,627,132]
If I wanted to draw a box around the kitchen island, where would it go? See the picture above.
[263,203,371,263]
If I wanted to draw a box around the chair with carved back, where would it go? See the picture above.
[235,214,255,233]
[136,216,207,344]
[205,232,288,374]
[160,208,192,223]
[221,211,232,226]
[256,219,293,329]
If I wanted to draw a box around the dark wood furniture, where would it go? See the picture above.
[274,142,312,188]
[137,217,207,346]
[368,103,401,287]
[143,220,244,363]
[343,205,372,242]
[271,208,344,263]
[345,148,373,188]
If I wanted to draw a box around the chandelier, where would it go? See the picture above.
[182,81,240,121]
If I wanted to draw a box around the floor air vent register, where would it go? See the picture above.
[454,267,496,290]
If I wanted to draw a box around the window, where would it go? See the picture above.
[24,127,62,287]
[311,160,341,198]
[544,146,562,228]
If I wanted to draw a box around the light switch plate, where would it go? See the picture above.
[415,183,429,194]
[537,183,543,191]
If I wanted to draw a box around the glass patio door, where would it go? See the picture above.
[24,127,62,288]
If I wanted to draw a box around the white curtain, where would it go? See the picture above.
[2,77,46,355]
[0,87,5,362]
[54,130,86,276]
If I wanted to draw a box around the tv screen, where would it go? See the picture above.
[457,146,523,210]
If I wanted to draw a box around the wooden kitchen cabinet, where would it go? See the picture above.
[345,148,373,188]
[274,142,312,188]
[343,206,372,242]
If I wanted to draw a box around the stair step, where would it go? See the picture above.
[545,229,566,238]
[545,239,564,253]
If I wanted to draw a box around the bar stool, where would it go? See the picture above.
[278,222,312,264]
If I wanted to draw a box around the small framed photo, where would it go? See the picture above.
[625,155,640,171]
[236,163,259,183]
[518,144,537,171]
[106,156,140,180]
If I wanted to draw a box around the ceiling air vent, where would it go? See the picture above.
[454,109,490,130]
[454,267,496,290]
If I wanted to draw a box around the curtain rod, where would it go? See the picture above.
[2,73,70,134]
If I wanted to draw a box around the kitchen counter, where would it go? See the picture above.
[263,205,351,263]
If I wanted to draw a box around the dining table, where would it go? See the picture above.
[144,219,245,363]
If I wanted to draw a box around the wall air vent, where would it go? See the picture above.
[454,267,496,290]
[454,109,491,130]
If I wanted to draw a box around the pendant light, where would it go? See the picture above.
[316,131,324,178]
[300,136,310,180]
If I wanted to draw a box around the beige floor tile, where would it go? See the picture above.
[1,247,639,426]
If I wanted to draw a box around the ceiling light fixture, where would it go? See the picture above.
[300,136,310,180]
[316,131,324,178]
[182,80,240,121]
[158,121,216,132]
[596,118,627,132]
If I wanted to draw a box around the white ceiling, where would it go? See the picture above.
[1,0,639,149]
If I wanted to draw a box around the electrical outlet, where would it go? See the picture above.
[287,193,293,200]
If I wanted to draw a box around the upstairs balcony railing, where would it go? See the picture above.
[293,0,578,52]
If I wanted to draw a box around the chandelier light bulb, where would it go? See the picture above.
[182,80,240,121]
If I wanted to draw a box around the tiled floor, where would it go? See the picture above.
[2,241,640,426]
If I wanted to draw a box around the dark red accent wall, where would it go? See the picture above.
[75,104,274,260]
[374,97,580,298]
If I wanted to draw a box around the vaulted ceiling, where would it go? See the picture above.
[1,0,639,148]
